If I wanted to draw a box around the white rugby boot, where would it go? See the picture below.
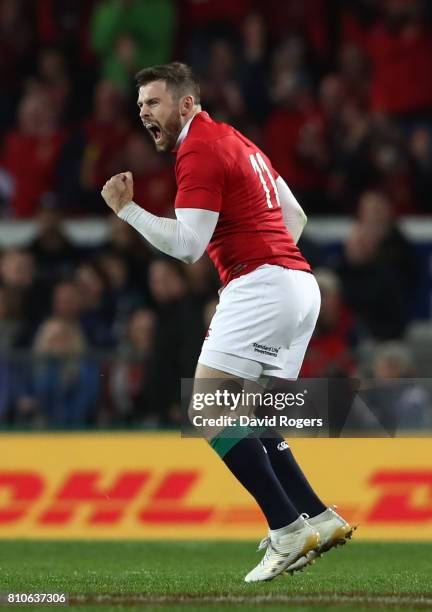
[244,515,320,583]
[285,506,356,574]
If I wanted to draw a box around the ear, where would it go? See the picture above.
[180,95,194,116]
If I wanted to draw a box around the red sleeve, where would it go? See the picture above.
[175,142,225,212]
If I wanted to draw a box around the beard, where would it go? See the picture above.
[154,108,182,152]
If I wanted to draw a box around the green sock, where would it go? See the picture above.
[209,423,254,459]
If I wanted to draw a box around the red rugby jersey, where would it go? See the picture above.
[174,112,311,286]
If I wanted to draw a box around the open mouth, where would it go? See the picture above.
[145,123,163,144]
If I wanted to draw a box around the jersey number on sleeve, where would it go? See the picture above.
[249,152,281,209]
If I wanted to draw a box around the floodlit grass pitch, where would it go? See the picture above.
[0,541,431,610]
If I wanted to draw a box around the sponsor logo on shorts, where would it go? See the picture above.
[252,342,280,357]
[277,441,289,451]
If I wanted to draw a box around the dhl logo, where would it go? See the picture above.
[0,471,215,525]
[0,469,432,526]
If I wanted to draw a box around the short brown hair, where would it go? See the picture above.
[135,62,200,104]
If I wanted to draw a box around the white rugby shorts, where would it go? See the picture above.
[198,264,321,381]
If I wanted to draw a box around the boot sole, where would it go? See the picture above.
[284,524,358,576]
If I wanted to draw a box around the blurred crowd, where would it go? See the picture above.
[0,0,431,429]
[1,0,432,217]
[1,199,430,430]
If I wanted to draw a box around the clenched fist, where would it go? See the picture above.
[101,171,134,214]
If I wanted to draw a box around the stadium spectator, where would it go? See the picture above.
[1,354,36,426]
[366,0,432,116]
[97,250,146,340]
[52,275,130,349]
[180,0,254,74]
[0,282,27,423]
[144,258,205,424]
[337,191,414,339]
[367,117,415,215]
[26,317,100,426]
[356,190,414,281]
[373,341,432,431]
[302,268,358,377]
[325,100,371,211]
[0,0,35,133]
[90,0,175,95]
[237,13,270,123]
[318,74,347,127]
[409,126,432,212]
[264,0,330,61]
[0,286,23,350]
[30,46,71,121]
[57,79,131,213]
[0,87,67,217]
[104,308,156,425]
[199,38,246,124]
[326,104,417,214]
[51,280,82,324]
[73,262,114,348]
[35,0,96,61]
[0,357,14,423]
[264,43,328,212]
[180,0,253,31]
[350,342,432,434]
[0,249,48,346]
[337,42,369,108]
[103,216,152,292]
[34,1,98,123]
[29,205,81,283]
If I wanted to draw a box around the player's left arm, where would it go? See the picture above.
[101,171,218,264]
[275,176,307,244]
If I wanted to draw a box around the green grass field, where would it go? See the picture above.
[0,541,431,611]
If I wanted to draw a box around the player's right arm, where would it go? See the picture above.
[101,141,224,264]
[117,203,218,264]
[275,176,307,243]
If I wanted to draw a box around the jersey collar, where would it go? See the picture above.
[174,111,205,151]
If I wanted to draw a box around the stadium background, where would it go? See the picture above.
[0,0,431,543]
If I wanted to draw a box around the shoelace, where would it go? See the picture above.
[257,513,310,552]
[257,536,270,552]
[259,542,275,566]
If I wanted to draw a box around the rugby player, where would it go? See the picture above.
[101,62,354,582]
